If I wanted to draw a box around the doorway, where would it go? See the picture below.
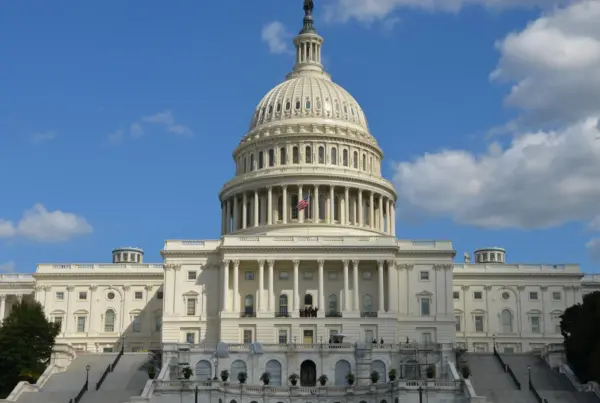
[300,360,317,386]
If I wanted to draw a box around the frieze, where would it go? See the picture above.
[397,264,414,270]
[484,285,492,291]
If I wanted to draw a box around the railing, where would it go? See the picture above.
[240,312,256,318]
[325,311,342,317]
[69,377,88,403]
[493,346,521,389]
[529,377,548,403]
[361,312,378,318]
[95,365,111,390]
[95,340,124,391]
[174,341,443,352]
[274,312,290,317]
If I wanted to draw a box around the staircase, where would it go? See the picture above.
[16,354,117,403]
[464,353,537,403]
[80,353,150,403]
[502,354,599,403]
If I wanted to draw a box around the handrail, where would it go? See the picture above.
[493,346,521,389]
[95,340,125,391]
[68,377,88,403]
[95,365,111,390]
[529,377,548,403]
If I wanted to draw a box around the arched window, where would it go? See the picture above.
[353,151,358,168]
[243,156,247,173]
[268,149,274,167]
[195,360,211,380]
[291,194,299,220]
[318,193,326,221]
[333,196,340,222]
[250,154,255,171]
[104,309,115,332]
[334,360,351,386]
[246,202,251,227]
[230,360,247,384]
[292,147,299,164]
[404,360,417,379]
[318,146,325,164]
[266,360,282,386]
[304,294,313,307]
[328,294,338,313]
[305,146,312,163]
[279,294,288,315]
[331,148,337,165]
[244,295,254,315]
[362,154,366,171]
[295,100,301,110]
[277,196,283,221]
[305,98,311,110]
[363,295,373,313]
[501,309,513,333]
[343,149,348,166]
[280,147,286,165]
[373,360,386,383]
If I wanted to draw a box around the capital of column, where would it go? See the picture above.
[144,285,153,291]
[164,264,181,271]
[123,285,131,291]
[386,260,395,268]
[351,260,359,268]
[66,285,75,291]
[484,285,492,291]
[461,285,470,291]
[257,260,265,268]
[222,260,230,269]
[342,260,349,268]
[517,285,526,291]
[317,260,325,269]
[292,260,300,269]
[90,285,98,291]
[233,260,240,269]
[398,263,414,270]
[267,260,275,268]
[0,294,6,301]
[540,285,548,291]
[377,260,384,269]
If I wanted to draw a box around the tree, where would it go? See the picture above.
[0,299,60,398]
[560,291,600,384]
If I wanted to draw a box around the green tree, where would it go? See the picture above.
[0,299,60,398]
[560,291,600,384]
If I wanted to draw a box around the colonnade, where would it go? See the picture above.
[221,185,395,236]
[221,259,396,317]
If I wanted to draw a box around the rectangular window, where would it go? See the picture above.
[419,271,429,280]
[552,292,561,301]
[422,333,432,345]
[303,330,314,344]
[279,271,289,280]
[186,332,195,344]
[455,316,461,331]
[78,291,87,300]
[362,271,372,280]
[155,314,162,332]
[54,316,63,331]
[531,316,541,333]
[134,291,143,300]
[243,329,253,344]
[157,291,164,299]
[278,330,288,345]
[453,291,460,300]
[77,316,86,333]
[420,298,431,316]
[474,315,484,332]
[473,291,483,300]
[328,271,338,280]
[188,271,197,280]
[55,292,64,300]
[187,298,197,316]
[132,315,142,332]
[303,271,314,280]
[553,316,561,333]
[364,329,374,343]
[245,271,255,281]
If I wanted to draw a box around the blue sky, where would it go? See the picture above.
[1,0,599,273]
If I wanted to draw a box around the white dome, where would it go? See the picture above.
[249,76,370,134]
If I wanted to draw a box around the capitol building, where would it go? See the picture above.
[2,3,600,403]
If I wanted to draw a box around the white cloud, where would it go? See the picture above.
[109,110,192,143]
[30,131,56,145]
[0,261,16,273]
[0,204,92,243]
[586,238,600,263]
[130,122,143,138]
[391,2,600,230]
[324,0,565,23]
[261,21,293,55]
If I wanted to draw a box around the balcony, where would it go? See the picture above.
[361,311,378,318]
[274,312,290,318]
[240,311,256,318]
[325,311,342,318]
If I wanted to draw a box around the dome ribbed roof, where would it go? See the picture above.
[248,76,370,134]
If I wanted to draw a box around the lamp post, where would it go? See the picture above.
[418,386,423,403]
[195,385,199,403]
[492,334,496,353]
[528,365,532,389]
[85,365,90,391]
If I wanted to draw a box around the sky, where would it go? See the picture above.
[1,0,600,274]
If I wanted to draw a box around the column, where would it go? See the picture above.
[233,196,238,231]
[226,199,232,234]
[391,203,396,236]
[344,187,350,225]
[329,186,334,223]
[358,190,363,226]
[318,260,325,313]
[282,186,288,224]
[353,197,358,225]
[293,260,300,312]
[258,260,265,311]
[352,260,360,311]
[369,192,374,228]
[377,260,385,313]
[221,203,226,235]
[233,260,240,313]
[378,196,383,231]
[268,260,274,311]
[314,185,320,223]
[254,191,259,227]
[222,260,230,312]
[242,193,248,229]
[387,260,396,312]
[298,185,304,223]
[387,200,392,234]
[267,187,273,225]
[0,295,6,323]
[343,260,350,311]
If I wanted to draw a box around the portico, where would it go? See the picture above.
[0,273,36,322]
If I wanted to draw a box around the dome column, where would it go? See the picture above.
[369,192,375,229]
[377,260,385,313]
[352,260,360,312]
[314,185,320,223]
[342,260,350,311]
[267,187,273,225]
[358,190,363,226]
[282,186,288,224]
[298,185,304,223]
[391,203,396,236]
[317,260,325,317]
[254,191,259,227]
[233,196,239,231]
[329,186,334,224]
[378,195,384,231]
[242,193,248,229]
[226,199,232,234]
[344,187,350,225]
[292,260,300,315]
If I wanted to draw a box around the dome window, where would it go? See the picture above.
[331,147,337,165]
[285,101,291,111]
[324,98,331,112]
[268,149,275,167]
[258,151,264,169]
[250,154,255,171]
[292,147,299,164]
[280,147,287,165]
[343,149,349,167]
[305,99,311,110]
[343,104,348,114]
[316,98,322,110]
[268,105,273,114]
[305,146,312,163]
[295,100,301,110]
[276,103,281,112]
[353,151,358,168]
[335,100,340,112]
[318,146,325,164]
[351,106,355,116]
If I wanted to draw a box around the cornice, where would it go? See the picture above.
[32,273,164,279]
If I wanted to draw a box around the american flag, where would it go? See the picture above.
[297,195,310,211]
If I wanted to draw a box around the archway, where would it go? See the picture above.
[300,360,317,386]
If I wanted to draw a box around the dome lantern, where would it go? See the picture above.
[288,0,325,79]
